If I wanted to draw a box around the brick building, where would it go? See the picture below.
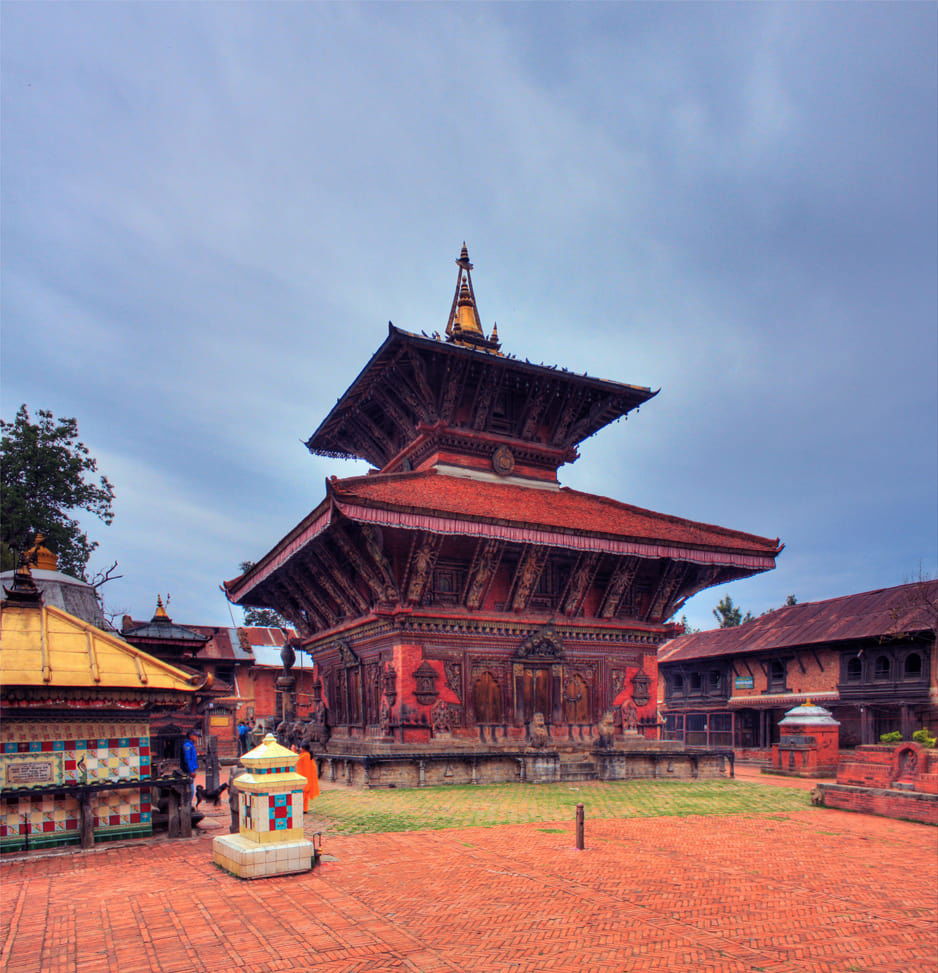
[658,580,938,758]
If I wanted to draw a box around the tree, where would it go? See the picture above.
[238,561,289,628]
[784,594,798,607]
[1,405,115,579]
[678,614,699,634]
[713,595,754,628]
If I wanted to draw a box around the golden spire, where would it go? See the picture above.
[153,595,170,622]
[24,533,58,571]
[445,243,501,353]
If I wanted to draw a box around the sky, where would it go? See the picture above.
[2,2,936,632]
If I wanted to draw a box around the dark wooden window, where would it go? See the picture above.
[846,657,862,682]
[530,560,570,611]
[429,560,466,606]
[768,659,787,692]
[904,653,922,678]
[689,672,702,691]
[873,655,891,680]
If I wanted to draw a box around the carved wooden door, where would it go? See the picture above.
[521,667,552,722]
[562,673,590,724]
[473,672,502,723]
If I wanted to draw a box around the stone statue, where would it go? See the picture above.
[596,710,616,749]
[621,701,639,733]
[528,712,549,748]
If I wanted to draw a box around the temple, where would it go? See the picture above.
[226,246,782,784]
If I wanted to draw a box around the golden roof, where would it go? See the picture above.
[0,599,202,693]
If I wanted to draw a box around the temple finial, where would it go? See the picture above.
[445,244,501,353]
[24,533,58,571]
[153,595,170,622]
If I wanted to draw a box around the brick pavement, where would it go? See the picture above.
[2,798,935,973]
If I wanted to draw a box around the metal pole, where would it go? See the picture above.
[575,803,585,850]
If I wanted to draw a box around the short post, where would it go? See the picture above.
[575,802,585,850]
[206,735,219,792]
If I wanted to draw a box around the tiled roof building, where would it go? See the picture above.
[659,580,938,753]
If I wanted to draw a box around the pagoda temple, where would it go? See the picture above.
[226,246,781,783]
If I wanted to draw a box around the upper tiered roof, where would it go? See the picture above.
[305,247,656,480]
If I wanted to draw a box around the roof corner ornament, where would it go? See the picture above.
[445,244,502,354]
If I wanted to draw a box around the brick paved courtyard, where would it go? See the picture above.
[1,782,935,973]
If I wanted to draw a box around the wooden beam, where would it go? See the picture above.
[561,552,600,616]
[313,541,370,615]
[812,649,825,672]
[332,524,393,602]
[299,548,355,619]
[285,563,339,627]
[599,557,640,619]
[404,532,443,606]
[359,524,401,601]
[520,380,553,440]
[438,356,469,423]
[509,545,548,612]
[471,373,499,430]
[464,539,503,610]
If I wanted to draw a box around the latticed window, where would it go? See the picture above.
[846,657,862,682]
[874,656,891,680]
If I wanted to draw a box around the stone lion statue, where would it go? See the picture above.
[596,710,616,749]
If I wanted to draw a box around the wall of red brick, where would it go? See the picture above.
[819,785,938,825]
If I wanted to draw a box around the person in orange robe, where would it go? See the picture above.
[295,744,319,812]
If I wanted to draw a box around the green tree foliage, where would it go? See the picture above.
[1,405,115,578]
[784,594,798,607]
[713,595,754,628]
[238,561,290,628]
[678,614,699,634]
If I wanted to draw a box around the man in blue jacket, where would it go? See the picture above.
[182,730,199,804]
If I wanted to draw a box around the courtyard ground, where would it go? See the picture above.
[1,774,935,973]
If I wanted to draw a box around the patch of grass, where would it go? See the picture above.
[307,779,810,835]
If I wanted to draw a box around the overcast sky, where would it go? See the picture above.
[2,2,935,632]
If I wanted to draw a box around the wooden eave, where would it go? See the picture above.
[305,325,657,466]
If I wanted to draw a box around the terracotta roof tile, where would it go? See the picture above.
[332,470,780,555]
[659,580,938,661]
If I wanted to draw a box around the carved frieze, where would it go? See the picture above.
[443,661,462,700]
[430,699,462,734]
[516,626,565,659]
[336,639,359,667]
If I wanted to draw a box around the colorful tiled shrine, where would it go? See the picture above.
[212,734,314,878]
[0,559,200,851]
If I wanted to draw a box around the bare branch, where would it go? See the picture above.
[89,561,123,589]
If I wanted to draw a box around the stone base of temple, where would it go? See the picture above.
[314,743,733,789]
[212,833,315,879]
